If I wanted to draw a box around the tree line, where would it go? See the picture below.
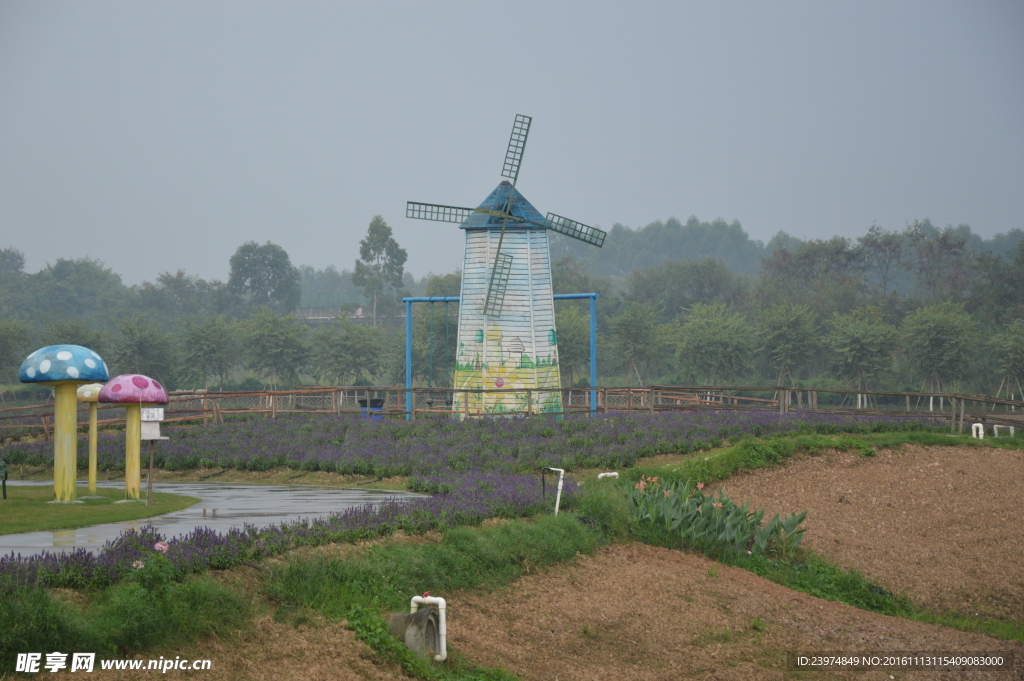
[1,215,1022,396]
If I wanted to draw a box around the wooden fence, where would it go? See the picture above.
[1,384,1021,441]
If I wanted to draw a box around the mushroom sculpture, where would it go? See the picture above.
[99,374,168,501]
[77,383,105,498]
[19,345,110,502]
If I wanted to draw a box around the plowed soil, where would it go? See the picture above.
[51,445,1024,680]
[710,444,1024,622]
[447,543,1022,681]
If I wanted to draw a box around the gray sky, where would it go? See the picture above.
[2,1,1022,285]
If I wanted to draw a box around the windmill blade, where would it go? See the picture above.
[544,213,607,247]
[406,202,475,223]
[501,114,532,184]
[483,252,513,317]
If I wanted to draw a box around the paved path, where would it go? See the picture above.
[0,481,421,558]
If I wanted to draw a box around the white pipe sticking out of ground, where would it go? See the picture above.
[410,595,447,662]
[597,471,619,479]
[546,467,565,515]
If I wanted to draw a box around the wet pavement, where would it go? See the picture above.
[1,481,422,558]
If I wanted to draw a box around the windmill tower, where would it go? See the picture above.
[407,115,606,415]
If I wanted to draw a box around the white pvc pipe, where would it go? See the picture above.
[972,423,984,439]
[993,425,1015,437]
[597,471,619,479]
[410,595,447,662]
[547,467,565,515]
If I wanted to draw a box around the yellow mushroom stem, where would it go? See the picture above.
[88,402,98,495]
[52,383,79,502]
[125,403,142,500]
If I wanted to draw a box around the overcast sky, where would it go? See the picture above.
[1,1,1022,285]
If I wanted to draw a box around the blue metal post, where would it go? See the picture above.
[405,299,413,419]
[590,293,598,414]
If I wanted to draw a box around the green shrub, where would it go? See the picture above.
[0,577,247,672]
[629,476,806,561]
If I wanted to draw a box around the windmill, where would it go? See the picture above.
[407,115,606,415]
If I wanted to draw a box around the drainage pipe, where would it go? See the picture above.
[410,595,447,662]
[597,471,618,480]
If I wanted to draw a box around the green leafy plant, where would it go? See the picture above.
[629,476,806,560]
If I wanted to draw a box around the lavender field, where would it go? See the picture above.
[2,410,944,482]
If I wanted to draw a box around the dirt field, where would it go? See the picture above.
[49,444,1024,680]
[710,444,1024,622]
[448,543,1022,681]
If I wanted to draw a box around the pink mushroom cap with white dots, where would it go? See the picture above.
[98,374,169,405]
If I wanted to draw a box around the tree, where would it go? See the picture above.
[109,316,179,387]
[228,241,301,314]
[351,216,407,325]
[624,258,748,323]
[0,319,32,384]
[425,272,461,298]
[967,238,1024,325]
[40,319,110,357]
[676,303,752,385]
[825,308,897,391]
[901,302,975,390]
[755,238,865,318]
[240,308,309,388]
[554,306,590,386]
[550,215,765,276]
[989,318,1024,396]
[310,319,386,385]
[178,316,238,389]
[137,270,236,321]
[30,257,133,327]
[904,220,969,302]
[857,224,905,295]
[611,303,671,386]
[407,274,462,386]
[754,304,817,385]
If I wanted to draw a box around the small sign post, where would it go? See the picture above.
[140,408,169,506]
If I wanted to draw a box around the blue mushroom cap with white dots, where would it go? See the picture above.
[19,345,110,384]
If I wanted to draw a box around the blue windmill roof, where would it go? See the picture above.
[460,181,546,230]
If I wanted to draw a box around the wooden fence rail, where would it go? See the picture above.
[0,385,1021,441]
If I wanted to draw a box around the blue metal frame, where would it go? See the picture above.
[403,293,600,419]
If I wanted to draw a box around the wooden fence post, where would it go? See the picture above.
[271,394,276,420]
[950,396,957,434]
[649,388,655,415]
[526,389,532,416]
[627,389,633,412]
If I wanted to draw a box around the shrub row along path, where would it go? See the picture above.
[710,444,1024,623]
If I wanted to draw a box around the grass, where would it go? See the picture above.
[627,430,1024,487]
[266,514,602,680]
[0,576,249,671]
[266,514,600,616]
[0,484,199,535]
